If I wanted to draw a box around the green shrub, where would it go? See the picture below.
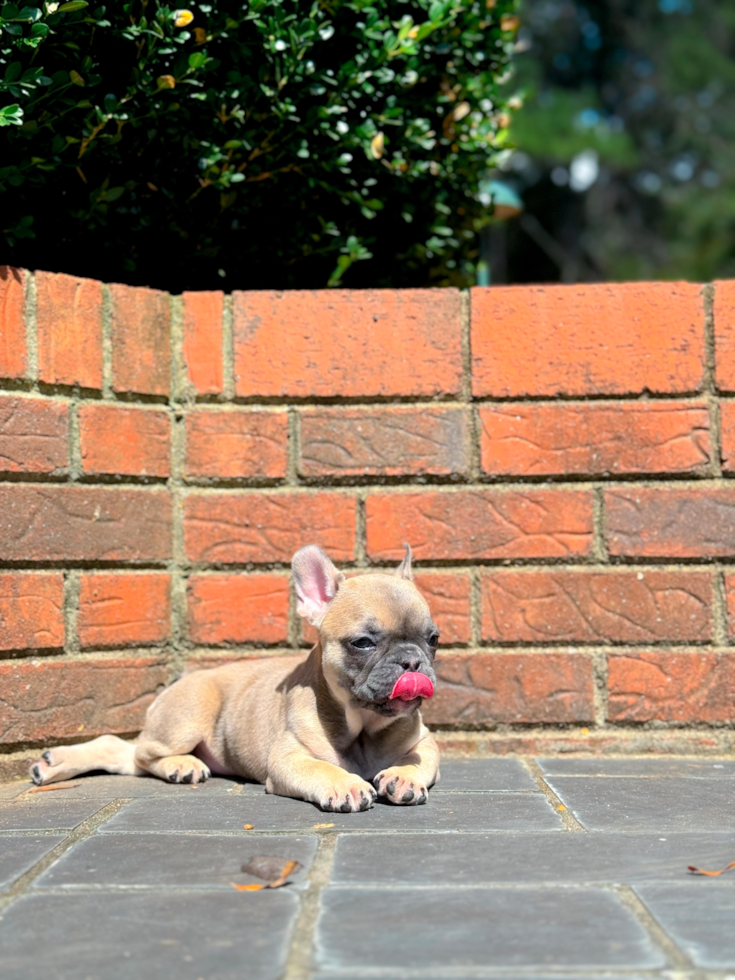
[0,0,519,290]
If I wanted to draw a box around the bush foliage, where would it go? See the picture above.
[0,0,518,290]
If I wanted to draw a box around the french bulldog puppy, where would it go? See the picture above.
[30,544,441,811]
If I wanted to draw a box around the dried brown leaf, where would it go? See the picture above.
[688,860,735,877]
[25,781,82,795]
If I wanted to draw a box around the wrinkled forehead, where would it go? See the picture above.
[322,574,433,637]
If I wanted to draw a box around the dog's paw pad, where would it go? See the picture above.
[374,770,427,806]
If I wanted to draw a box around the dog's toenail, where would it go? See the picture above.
[402,789,415,803]
[339,801,352,813]
[31,765,41,784]
[168,773,178,783]
[386,779,397,796]
[42,751,52,764]
[181,771,193,784]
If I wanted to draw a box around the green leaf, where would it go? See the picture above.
[58,1,88,11]
[4,61,21,81]
[1,4,20,19]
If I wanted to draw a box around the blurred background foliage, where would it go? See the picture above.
[1,0,733,289]
[0,0,520,291]
[498,0,735,284]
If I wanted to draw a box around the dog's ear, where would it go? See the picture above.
[292,545,345,626]
[395,542,413,581]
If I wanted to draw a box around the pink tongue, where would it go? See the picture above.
[389,672,434,701]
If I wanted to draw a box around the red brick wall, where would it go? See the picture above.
[1,266,733,777]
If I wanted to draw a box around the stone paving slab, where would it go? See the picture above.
[544,775,735,831]
[99,792,562,834]
[0,782,26,801]
[331,831,735,885]
[315,887,668,971]
[538,758,735,778]
[0,797,112,831]
[0,835,66,889]
[35,833,318,890]
[636,884,735,968]
[20,774,258,797]
[0,890,299,980]
[436,758,540,792]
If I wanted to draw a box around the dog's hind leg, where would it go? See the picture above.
[30,735,142,786]
[133,672,222,784]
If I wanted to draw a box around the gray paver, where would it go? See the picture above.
[0,782,26,801]
[315,887,667,970]
[0,797,112,831]
[437,758,539,792]
[100,791,562,834]
[636,884,735,968]
[10,774,259,798]
[538,757,735,778]
[544,775,735,831]
[0,890,298,980]
[0,835,65,889]
[332,832,735,885]
[35,832,317,890]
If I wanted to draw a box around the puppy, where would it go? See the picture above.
[30,544,440,810]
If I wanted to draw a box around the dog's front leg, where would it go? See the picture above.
[266,736,377,813]
[373,725,440,806]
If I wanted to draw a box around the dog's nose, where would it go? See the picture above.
[400,654,421,672]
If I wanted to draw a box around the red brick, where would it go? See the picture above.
[0,267,26,380]
[722,574,735,639]
[366,490,593,561]
[0,395,68,475]
[422,652,595,725]
[481,570,712,644]
[36,271,103,389]
[79,404,170,478]
[0,658,167,744]
[472,283,704,397]
[184,492,356,564]
[0,573,64,652]
[479,401,710,477]
[183,290,223,395]
[187,574,289,645]
[608,652,735,722]
[606,488,735,558]
[233,289,462,398]
[718,400,735,472]
[110,283,170,396]
[0,486,171,562]
[185,410,287,480]
[299,407,469,478]
[714,280,735,391]
[413,573,471,645]
[78,574,171,649]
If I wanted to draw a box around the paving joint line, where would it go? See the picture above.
[0,797,131,914]
[613,883,692,972]
[284,831,337,980]
[521,758,585,832]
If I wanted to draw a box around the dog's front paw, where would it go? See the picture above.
[317,776,377,813]
[373,768,428,805]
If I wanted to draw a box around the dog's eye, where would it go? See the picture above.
[428,633,439,647]
[351,637,376,650]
